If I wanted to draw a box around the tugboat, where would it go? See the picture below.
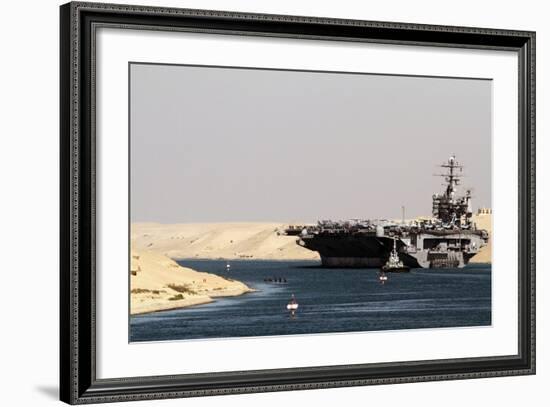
[286,294,299,316]
[382,237,410,273]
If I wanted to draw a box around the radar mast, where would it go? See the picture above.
[432,155,472,227]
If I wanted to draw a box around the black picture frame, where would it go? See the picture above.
[60,2,536,404]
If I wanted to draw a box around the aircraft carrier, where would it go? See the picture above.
[284,155,489,269]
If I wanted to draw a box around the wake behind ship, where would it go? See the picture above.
[284,156,489,269]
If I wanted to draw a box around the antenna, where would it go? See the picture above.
[433,155,464,199]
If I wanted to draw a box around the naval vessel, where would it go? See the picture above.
[284,155,489,269]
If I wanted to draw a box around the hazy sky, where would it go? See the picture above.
[130,63,492,223]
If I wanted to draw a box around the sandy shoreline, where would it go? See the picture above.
[132,289,256,316]
[469,213,492,264]
[130,249,254,315]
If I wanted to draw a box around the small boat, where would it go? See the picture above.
[225,262,231,270]
[286,303,299,311]
[382,237,410,273]
[286,294,299,313]
[264,277,288,284]
[379,272,388,284]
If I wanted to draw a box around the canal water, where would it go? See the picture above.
[130,260,491,342]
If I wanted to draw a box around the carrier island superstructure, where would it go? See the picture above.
[284,156,489,269]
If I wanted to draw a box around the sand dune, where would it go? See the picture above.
[469,213,492,264]
[130,249,253,315]
[131,222,319,261]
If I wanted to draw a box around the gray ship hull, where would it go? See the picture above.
[320,256,385,268]
[298,231,486,269]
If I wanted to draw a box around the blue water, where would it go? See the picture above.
[130,260,491,342]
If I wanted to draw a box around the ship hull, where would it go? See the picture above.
[321,256,385,268]
[298,231,486,269]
